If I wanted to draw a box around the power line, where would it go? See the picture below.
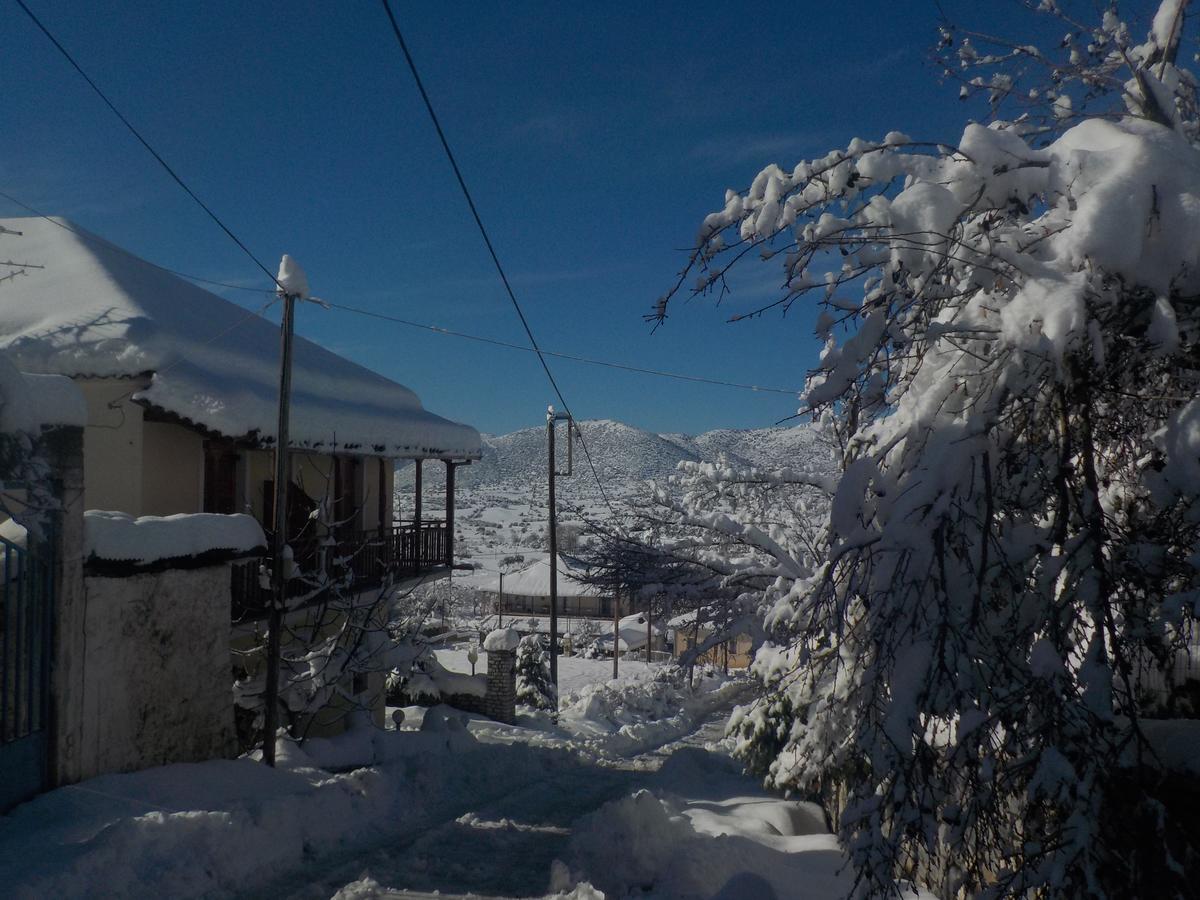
[377,0,616,514]
[325,300,800,396]
[0,191,275,295]
[14,0,283,292]
[0,189,797,398]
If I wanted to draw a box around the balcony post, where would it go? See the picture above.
[378,457,388,534]
[444,460,455,568]
[413,459,422,531]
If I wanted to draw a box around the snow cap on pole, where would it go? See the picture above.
[276,254,310,299]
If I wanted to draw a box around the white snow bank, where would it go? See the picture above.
[0,217,480,458]
[0,725,567,899]
[0,352,85,433]
[564,788,849,899]
[484,627,521,652]
[83,510,266,565]
[563,749,934,899]
[557,670,748,756]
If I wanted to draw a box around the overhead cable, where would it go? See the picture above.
[14,0,283,291]
[326,301,800,396]
[377,0,616,512]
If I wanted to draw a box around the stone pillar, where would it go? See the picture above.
[484,648,516,724]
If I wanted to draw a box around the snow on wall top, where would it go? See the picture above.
[477,554,602,598]
[0,218,481,459]
[483,627,520,652]
[83,510,266,566]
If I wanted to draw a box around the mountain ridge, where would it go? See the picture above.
[397,418,829,492]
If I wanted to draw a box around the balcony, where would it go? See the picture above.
[231,520,448,622]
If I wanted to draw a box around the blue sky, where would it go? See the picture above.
[2,1,1033,435]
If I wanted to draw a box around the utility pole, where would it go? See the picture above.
[646,599,653,665]
[498,570,504,628]
[547,407,558,688]
[612,587,620,680]
[262,270,299,768]
[546,407,575,690]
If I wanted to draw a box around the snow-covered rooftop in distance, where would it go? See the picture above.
[0,217,481,459]
[477,554,602,598]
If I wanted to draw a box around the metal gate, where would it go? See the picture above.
[0,531,54,813]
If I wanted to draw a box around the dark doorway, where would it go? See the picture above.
[203,443,239,514]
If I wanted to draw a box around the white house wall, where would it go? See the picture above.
[77,377,146,514]
[72,379,400,527]
[141,420,204,516]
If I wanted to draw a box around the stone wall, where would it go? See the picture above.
[484,648,516,724]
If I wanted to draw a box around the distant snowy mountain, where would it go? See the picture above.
[398,419,830,492]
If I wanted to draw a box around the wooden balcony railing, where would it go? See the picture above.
[232,520,448,623]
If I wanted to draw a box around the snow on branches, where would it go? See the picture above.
[659,2,1200,897]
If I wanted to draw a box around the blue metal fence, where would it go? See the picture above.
[0,531,54,812]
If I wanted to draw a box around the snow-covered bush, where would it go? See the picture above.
[657,3,1200,896]
[515,634,556,711]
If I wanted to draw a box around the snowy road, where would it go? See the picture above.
[278,705,739,900]
[3,681,870,899]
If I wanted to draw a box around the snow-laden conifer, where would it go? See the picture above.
[515,633,557,711]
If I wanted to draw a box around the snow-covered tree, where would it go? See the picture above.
[578,452,832,673]
[515,633,556,711]
[234,475,438,749]
[657,3,1199,896]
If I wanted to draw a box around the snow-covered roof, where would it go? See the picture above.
[594,613,661,651]
[0,351,86,432]
[477,554,602,598]
[0,217,481,459]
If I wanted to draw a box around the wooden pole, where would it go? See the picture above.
[612,587,619,680]
[547,407,559,688]
[646,600,652,665]
[262,290,296,767]
[498,571,504,628]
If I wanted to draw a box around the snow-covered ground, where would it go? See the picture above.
[0,666,921,899]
